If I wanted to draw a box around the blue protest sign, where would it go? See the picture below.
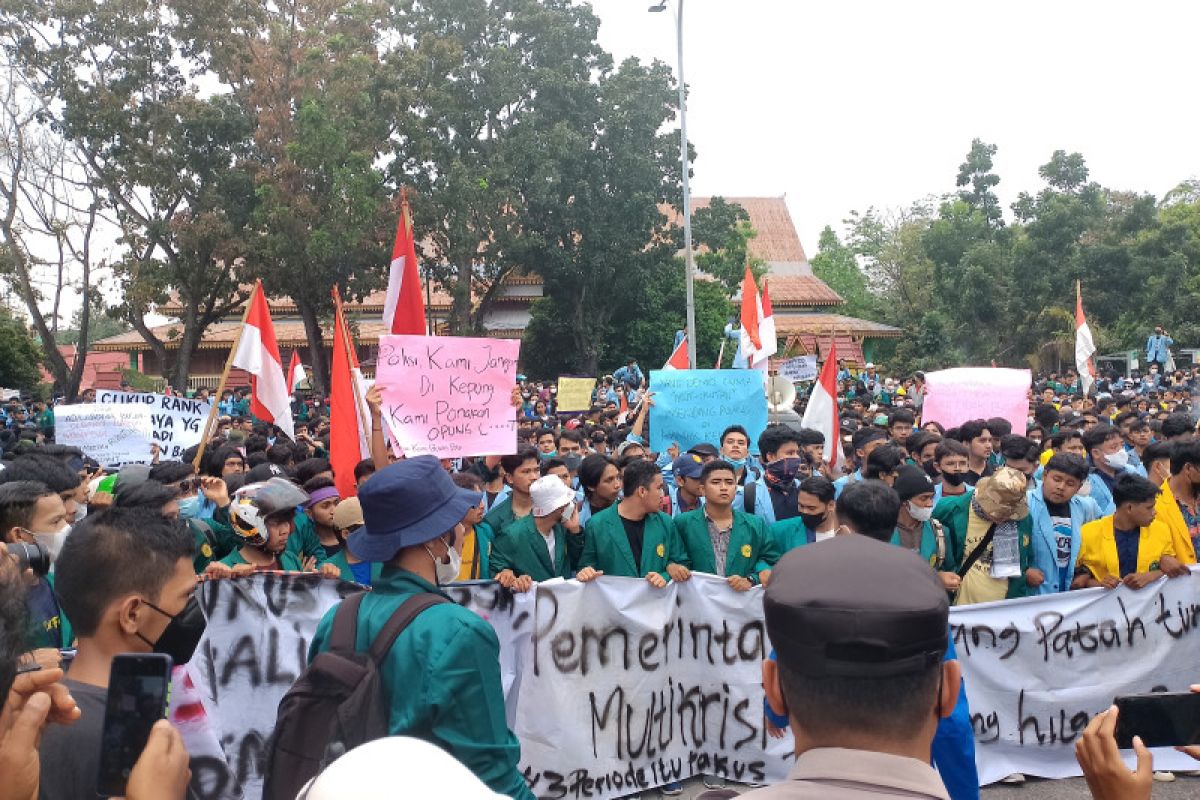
[648,369,768,454]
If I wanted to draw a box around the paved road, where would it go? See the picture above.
[656,774,1200,798]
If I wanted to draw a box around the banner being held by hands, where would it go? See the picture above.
[375,335,520,457]
[56,391,212,465]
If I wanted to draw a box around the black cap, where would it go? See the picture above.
[894,464,935,502]
[686,442,719,458]
[764,535,947,678]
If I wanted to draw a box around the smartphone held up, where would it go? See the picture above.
[96,653,174,797]
[1113,691,1200,749]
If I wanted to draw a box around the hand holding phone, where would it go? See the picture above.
[1114,691,1200,748]
[96,654,173,797]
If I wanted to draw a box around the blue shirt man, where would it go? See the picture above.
[612,360,644,390]
[1146,327,1173,368]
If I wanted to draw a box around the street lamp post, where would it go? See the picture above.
[650,0,697,369]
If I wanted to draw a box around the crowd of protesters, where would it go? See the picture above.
[0,347,1198,799]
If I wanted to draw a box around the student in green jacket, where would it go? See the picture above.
[309,456,533,800]
[890,464,959,592]
[482,447,540,536]
[301,475,352,578]
[576,459,684,587]
[670,459,779,590]
[207,478,337,576]
[491,475,584,591]
[771,475,839,554]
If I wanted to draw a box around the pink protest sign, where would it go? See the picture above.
[920,367,1031,432]
[376,335,521,457]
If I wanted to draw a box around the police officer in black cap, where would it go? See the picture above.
[746,534,960,799]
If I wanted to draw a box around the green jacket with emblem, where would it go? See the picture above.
[673,509,779,578]
[577,505,683,581]
[308,568,533,800]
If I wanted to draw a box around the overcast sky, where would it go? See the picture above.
[589,0,1200,258]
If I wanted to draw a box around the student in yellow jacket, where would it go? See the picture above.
[1154,440,1200,565]
[576,459,684,587]
[670,459,778,590]
[1076,473,1185,590]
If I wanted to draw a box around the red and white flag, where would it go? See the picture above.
[1075,280,1097,396]
[382,189,427,335]
[739,265,762,362]
[756,280,777,366]
[288,351,306,394]
[663,335,689,370]
[801,340,841,474]
[231,282,294,438]
[330,288,372,497]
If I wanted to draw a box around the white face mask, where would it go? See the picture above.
[30,523,71,562]
[426,537,462,585]
[907,502,933,523]
[1104,449,1129,470]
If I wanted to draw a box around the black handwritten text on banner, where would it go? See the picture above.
[375,334,520,457]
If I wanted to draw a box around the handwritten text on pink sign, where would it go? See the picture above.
[376,335,520,457]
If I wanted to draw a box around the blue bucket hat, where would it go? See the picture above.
[348,455,482,561]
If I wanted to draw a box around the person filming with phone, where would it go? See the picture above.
[35,507,199,800]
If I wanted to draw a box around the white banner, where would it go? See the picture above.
[514,576,791,797]
[173,571,1200,799]
[950,573,1200,784]
[778,356,817,383]
[56,391,213,464]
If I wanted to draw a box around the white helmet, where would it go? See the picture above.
[230,478,308,546]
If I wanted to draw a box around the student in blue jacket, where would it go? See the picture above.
[1027,453,1103,594]
[1082,425,1140,515]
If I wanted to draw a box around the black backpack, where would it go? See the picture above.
[262,590,449,800]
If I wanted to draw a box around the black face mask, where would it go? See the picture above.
[942,471,967,487]
[137,595,207,665]
[798,511,826,531]
[921,459,939,480]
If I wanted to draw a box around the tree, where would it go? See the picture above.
[508,56,682,375]
[171,0,394,391]
[1,0,256,387]
[956,139,1003,229]
[0,63,103,400]
[809,226,876,319]
[1038,150,1089,194]
[0,309,43,391]
[380,0,611,334]
[691,197,764,296]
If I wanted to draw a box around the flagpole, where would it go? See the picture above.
[332,286,372,448]
[192,281,258,470]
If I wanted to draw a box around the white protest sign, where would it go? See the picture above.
[949,573,1200,784]
[375,335,521,457]
[778,355,817,383]
[921,367,1031,432]
[55,391,212,464]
